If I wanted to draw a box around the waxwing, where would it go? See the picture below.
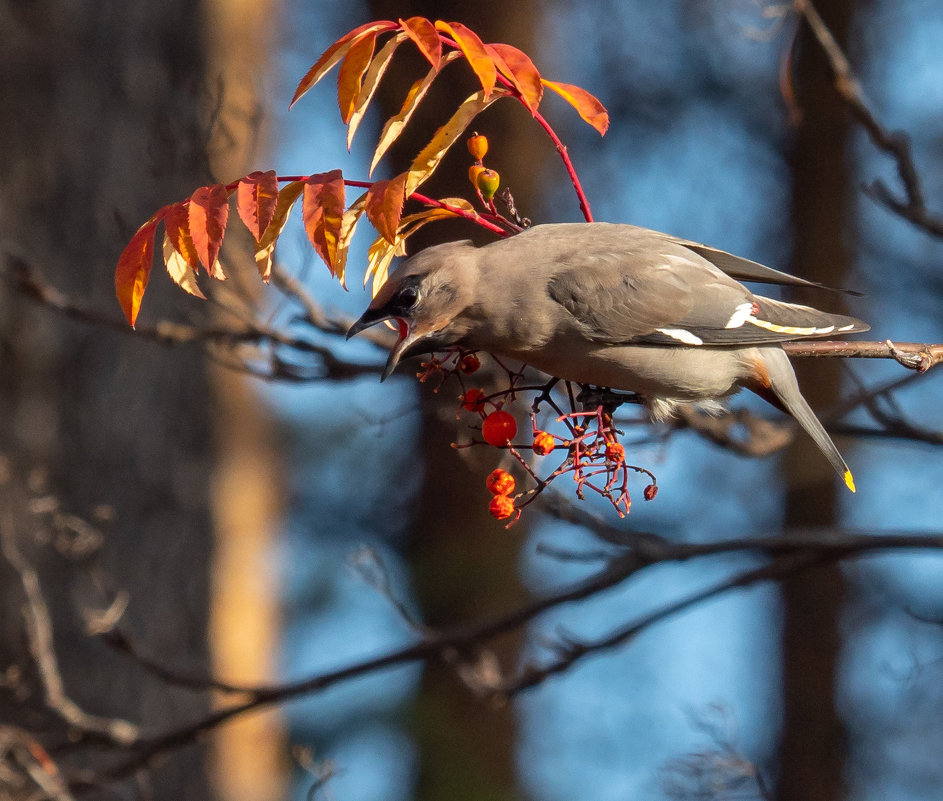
[348,222,869,491]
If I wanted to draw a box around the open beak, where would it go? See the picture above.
[347,310,419,382]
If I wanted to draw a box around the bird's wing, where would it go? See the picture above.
[545,241,868,347]
[668,237,861,296]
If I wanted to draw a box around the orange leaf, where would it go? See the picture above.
[347,32,408,150]
[365,172,407,244]
[370,51,461,176]
[486,43,542,114]
[365,234,406,297]
[337,33,376,124]
[290,21,397,108]
[115,211,165,328]
[302,170,346,274]
[237,170,279,242]
[400,17,441,70]
[162,232,206,300]
[541,79,609,136]
[333,192,368,289]
[254,180,304,282]
[188,184,230,273]
[435,21,496,97]
[405,89,506,196]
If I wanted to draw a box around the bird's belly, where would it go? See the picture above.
[512,342,754,401]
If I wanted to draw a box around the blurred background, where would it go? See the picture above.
[1,1,942,800]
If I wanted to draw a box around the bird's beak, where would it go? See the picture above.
[347,310,419,382]
[346,308,387,341]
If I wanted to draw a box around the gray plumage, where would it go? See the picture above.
[348,222,869,491]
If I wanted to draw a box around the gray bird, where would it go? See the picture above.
[347,222,869,492]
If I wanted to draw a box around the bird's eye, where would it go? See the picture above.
[397,286,420,308]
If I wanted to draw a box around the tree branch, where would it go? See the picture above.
[60,527,943,787]
[794,0,943,237]
[0,510,139,747]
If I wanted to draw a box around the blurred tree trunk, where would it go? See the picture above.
[778,1,857,798]
[367,3,544,799]
[0,2,217,798]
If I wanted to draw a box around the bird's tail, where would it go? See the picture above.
[754,347,856,493]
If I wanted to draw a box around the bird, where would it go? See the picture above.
[347,222,869,492]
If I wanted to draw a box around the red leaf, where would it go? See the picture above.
[400,17,441,70]
[435,21,496,97]
[164,202,200,268]
[302,170,346,274]
[188,184,230,273]
[365,172,407,244]
[237,170,279,242]
[541,79,610,136]
[290,21,397,108]
[115,210,166,328]
[486,43,542,114]
[337,33,377,124]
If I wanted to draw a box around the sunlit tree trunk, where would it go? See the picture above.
[200,2,288,800]
[778,1,857,798]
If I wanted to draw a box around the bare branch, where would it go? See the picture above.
[794,0,943,237]
[0,725,76,801]
[0,511,139,746]
[783,340,943,372]
[61,527,943,787]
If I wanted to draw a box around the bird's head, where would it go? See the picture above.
[346,240,478,379]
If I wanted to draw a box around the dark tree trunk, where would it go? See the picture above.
[366,3,546,798]
[777,1,857,798]
[0,3,218,798]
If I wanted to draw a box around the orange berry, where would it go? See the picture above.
[605,442,625,465]
[476,168,500,201]
[489,494,515,520]
[462,388,487,413]
[482,410,517,446]
[467,133,489,161]
[485,468,515,496]
[532,430,555,456]
[468,164,486,187]
[459,353,481,374]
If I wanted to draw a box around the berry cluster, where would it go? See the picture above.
[420,348,660,526]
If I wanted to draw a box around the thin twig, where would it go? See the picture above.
[0,511,139,746]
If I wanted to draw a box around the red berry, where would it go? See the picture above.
[605,442,625,465]
[644,484,658,501]
[459,353,481,374]
[462,388,487,413]
[482,410,517,446]
[489,494,515,520]
[485,468,515,496]
[532,430,555,456]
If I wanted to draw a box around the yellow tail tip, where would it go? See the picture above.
[844,470,856,493]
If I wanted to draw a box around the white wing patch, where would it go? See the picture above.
[657,327,704,346]
[725,302,754,329]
